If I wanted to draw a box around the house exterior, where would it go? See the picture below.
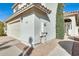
[64,11,79,37]
[5,3,58,46]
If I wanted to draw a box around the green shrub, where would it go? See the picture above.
[0,21,6,36]
[56,3,64,39]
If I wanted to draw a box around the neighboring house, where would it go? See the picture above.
[64,11,79,37]
[5,3,58,46]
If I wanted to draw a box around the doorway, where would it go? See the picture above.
[64,19,72,36]
[40,22,48,43]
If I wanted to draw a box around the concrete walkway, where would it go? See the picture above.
[48,44,71,56]
[0,46,22,56]
[0,36,26,56]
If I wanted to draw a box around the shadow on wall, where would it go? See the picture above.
[29,37,33,47]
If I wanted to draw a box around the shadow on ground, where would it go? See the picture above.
[59,40,79,56]
[0,45,12,50]
[19,46,34,56]
[58,41,73,55]
[0,40,15,46]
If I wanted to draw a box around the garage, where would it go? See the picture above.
[7,20,21,39]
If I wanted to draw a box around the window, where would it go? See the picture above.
[78,28,79,33]
[20,17,23,23]
[14,6,18,12]
[41,22,47,33]
[27,3,30,5]
[44,23,47,27]
[41,22,44,32]
[25,3,30,7]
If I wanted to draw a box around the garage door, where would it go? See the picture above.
[7,21,21,38]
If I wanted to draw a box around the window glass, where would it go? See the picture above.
[14,6,18,12]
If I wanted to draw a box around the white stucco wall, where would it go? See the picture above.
[34,12,50,44]
[20,13,35,45]
[33,3,58,44]
[7,3,58,46]
[45,3,58,40]
[34,15,41,44]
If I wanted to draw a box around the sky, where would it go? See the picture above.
[64,3,79,12]
[0,3,13,21]
[0,3,79,21]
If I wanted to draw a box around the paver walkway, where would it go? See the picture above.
[0,36,73,56]
[1,36,79,56]
[30,39,73,56]
[0,36,68,56]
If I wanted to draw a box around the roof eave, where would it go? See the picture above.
[6,4,51,23]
